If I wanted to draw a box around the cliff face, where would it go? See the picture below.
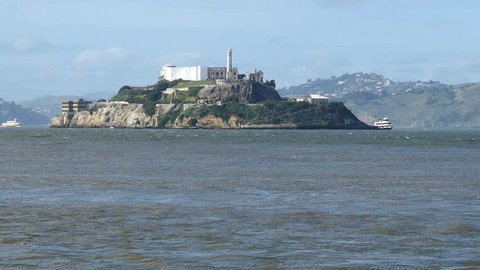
[198,82,281,103]
[50,102,156,128]
[51,101,372,129]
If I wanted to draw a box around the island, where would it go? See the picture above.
[50,49,374,130]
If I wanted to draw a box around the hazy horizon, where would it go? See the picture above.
[1,0,479,101]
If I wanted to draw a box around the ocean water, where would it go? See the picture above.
[0,128,479,269]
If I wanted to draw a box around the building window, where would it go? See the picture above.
[216,72,219,76]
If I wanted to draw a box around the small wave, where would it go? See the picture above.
[438,223,479,235]
[30,133,50,138]
[1,238,30,244]
[150,135,162,140]
[461,260,480,267]
[360,226,401,236]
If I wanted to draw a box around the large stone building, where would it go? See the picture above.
[62,99,92,113]
[160,49,238,81]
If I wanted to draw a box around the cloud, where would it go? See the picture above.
[12,36,32,52]
[313,0,374,7]
[267,36,285,47]
[0,36,62,54]
[74,47,127,68]
[165,51,203,66]
[289,65,308,77]
[131,50,204,73]
[431,59,480,84]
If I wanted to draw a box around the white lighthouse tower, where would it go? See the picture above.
[226,48,233,80]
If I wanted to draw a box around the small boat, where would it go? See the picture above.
[374,117,392,130]
[1,119,22,128]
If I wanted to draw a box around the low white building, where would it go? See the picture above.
[160,65,208,81]
[309,94,329,104]
[292,94,329,104]
[160,65,239,81]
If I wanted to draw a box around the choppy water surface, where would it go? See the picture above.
[1,128,479,269]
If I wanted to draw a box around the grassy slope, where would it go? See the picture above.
[110,80,371,129]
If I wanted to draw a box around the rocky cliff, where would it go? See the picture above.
[51,100,372,129]
[198,82,281,103]
[50,102,156,128]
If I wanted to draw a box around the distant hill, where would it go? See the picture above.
[19,95,83,119]
[278,73,480,128]
[0,98,50,125]
[19,91,112,119]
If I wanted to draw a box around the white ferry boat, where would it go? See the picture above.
[1,119,22,128]
[374,117,392,130]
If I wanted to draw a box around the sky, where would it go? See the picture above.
[1,0,479,101]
